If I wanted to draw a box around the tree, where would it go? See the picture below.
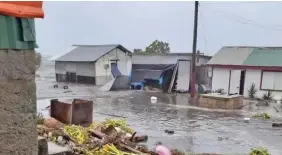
[133,40,171,55]
[133,49,143,55]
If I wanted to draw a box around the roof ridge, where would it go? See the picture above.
[72,44,119,47]
[223,46,282,49]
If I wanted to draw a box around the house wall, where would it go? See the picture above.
[55,61,95,77]
[95,48,132,85]
[211,68,282,98]
[211,68,230,93]
[244,70,282,98]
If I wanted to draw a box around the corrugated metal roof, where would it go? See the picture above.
[243,48,282,66]
[208,46,282,67]
[207,46,255,65]
[133,52,211,59]
[56,44,130,62]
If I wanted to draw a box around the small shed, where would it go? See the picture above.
[207,46,282,98]
[55,44,132,85]
[132,53,211,92]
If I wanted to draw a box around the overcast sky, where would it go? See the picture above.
[35,1,282,56]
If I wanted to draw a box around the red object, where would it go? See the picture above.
[0,1,44,18]
[50,99,94,127]
[207,64,282,71]
[43,117,63,129]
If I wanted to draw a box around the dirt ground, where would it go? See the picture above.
[36,60,282,155]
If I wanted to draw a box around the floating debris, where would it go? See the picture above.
[252,113,271,120]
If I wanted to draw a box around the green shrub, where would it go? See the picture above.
[248,83,258,99]
[263,90,273,100]
[252,113,271,120]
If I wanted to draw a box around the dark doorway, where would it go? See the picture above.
[66,72,77,83]
[239,70,246,95]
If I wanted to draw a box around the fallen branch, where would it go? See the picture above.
[119,143,145,155]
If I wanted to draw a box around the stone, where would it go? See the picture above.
[44,117,64,129]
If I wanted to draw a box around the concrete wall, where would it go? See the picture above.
[0,50,37,154]
[55,61,95,77]
[95,48,132,85]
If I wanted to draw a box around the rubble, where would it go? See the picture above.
[37,116,153,155]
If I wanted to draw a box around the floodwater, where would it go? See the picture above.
[36,60,282,155]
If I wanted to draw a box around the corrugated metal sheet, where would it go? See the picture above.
[132,54,210,66]
[207,46,254,65]
[208,46,282,67]
[56,44,131,62]
[243,48,282,67]
[133,55,188,64]
[0,14,37,49]
[56,45,118,62]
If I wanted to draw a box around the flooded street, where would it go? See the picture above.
[37,60,282,155]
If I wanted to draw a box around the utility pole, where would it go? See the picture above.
[190,1,199,98]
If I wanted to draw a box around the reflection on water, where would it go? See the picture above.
[36,60,282,155]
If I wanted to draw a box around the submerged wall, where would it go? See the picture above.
[0,50,37,154]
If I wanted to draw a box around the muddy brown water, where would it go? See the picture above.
[36,60,282,155]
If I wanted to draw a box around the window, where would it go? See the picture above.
[261,71,282,91]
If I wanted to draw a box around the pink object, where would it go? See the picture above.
[155,145,171,155]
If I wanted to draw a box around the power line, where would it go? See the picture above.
[203,1,281,5]
[203,6,282,31]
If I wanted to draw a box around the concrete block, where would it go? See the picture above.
[48,142,72,155]
[0,50,37,155]
[38,136,48,155]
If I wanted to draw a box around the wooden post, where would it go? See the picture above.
[190,1,199,98]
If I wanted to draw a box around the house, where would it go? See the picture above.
[207,46,282,98]
[55,44,132,85]
[131,53,212,92]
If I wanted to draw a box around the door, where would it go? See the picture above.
[239,70,246,95]
[229,70,241,94]
[176,60,191,91]
[111,62,121,77]
[66,72,77,83]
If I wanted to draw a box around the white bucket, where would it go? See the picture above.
[244,117,250,123]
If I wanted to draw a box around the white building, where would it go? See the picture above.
[55,44,132,85]
[207,46,282,98]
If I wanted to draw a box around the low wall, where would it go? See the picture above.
[198,94,243,109]
[0,50,37,154]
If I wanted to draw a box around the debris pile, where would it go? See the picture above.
[249,147,270,155]
[37,115,154,155]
